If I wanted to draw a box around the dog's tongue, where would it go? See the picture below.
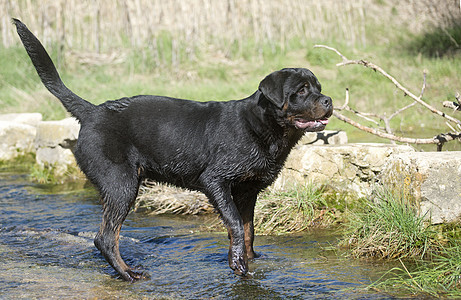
[294,119,329,130]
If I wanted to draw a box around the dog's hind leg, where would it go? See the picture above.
[241,195,258,260]
[93,172,145,282]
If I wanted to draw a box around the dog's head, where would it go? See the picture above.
[259,68,333,132]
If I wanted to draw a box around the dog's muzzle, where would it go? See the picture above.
[294,95,333,131]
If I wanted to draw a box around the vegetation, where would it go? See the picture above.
[255,185,339,234]
[135,181,214,215]
[340,188,461,297]
[0,153,36,172]
[341,188,434,260]
[1,1,460,151]
[29,163,57,184]
[373,244,461,297]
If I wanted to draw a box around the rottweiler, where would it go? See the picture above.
[13,18,333,282]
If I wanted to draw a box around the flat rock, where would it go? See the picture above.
[34,118,81,179]
[380,151,461,224]
[0,121,36,160]
[273,143,415,197]
[35,118,80,148]
[0,113,42,127]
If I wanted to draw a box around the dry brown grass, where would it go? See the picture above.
[2,0,457,59]
[2,0,365,50]
[135,180,213,215]
[254,186,341,234]
[135,182,342,234]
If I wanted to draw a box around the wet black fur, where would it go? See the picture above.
[13,18,333,281]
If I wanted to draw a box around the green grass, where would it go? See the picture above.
[371,243,461,298]
[2,27,461,151]
[0,153,36,173]
[340,187,461,297]
[341,188,434,260]
[29,164,56,184]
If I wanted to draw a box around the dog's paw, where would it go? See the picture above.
[230,253,248,276]
[123,268,150,282]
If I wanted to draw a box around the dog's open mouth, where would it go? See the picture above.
[294,118,329,131]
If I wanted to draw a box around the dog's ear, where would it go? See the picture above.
[258,70,291,109]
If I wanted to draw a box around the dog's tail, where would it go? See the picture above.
[12,18,95,123]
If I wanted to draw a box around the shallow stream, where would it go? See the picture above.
[0,171,402,299]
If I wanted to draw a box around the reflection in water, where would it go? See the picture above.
[0,172,397,299]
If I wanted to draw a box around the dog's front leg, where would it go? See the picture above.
[204,181,248,276]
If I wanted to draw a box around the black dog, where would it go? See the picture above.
[13,19,333,282]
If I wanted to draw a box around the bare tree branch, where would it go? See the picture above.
[443,101,461,111]
[315,44,461,126]
[388,101,417,120]
[336,88,349,110]
[315,44,461,150]
[333,110,461,145]
[444,92,461,111]
[419,71,427,98]
[387,71,425,120]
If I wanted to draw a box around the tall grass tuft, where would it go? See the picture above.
[342,188,434,260]
[407,24,461,57]
[135,180,213,215]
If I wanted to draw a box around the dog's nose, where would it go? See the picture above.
[321,96,332,110]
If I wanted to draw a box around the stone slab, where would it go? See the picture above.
[380,151,461,224]
[0,113,42,127]
[35,117,80,148]
[34,117,81,178]
[0,121,36,160]
[273,143,415,197]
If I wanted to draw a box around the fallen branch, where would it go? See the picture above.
[443,92,461,111]
[315,45,461,126]
[314,45,461,150]
[333,110,461,146]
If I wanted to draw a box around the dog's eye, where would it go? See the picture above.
[297,83,308,95]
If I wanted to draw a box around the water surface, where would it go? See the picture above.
[0,171,399,299]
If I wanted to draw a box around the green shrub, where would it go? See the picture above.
[407,25,461,57]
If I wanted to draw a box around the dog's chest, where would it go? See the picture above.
[236,144,291,185]
[241,130,303,184]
